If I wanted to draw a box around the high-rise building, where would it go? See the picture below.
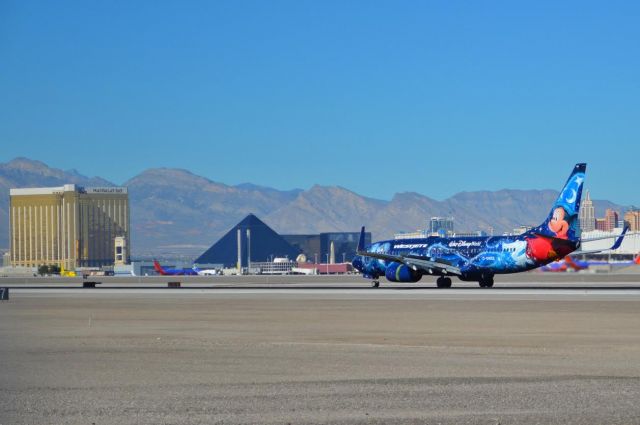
[595,218,607,231]
[114,236,127,265]
[430,217,454,237]
[624,210,640,232]
[10,185,130,268]
[604,208,619,232]
[512,225,533,235]
[579,190,595,232]
[394,230,427,239]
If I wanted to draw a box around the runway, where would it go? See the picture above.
[2,278,640,423]
[9,287,640,302]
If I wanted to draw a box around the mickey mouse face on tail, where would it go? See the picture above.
[548,207,569,239]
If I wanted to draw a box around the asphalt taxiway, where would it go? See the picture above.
[1,275,640,424]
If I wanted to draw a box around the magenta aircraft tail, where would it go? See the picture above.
[532,163,586,242]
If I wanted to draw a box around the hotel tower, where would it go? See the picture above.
[9,184,130,269]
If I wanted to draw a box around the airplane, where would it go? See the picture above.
[153,260,198,276]
[539,256,588,272]
[539,259,573,272]
[353,163,629,288]
[194,267,220,276]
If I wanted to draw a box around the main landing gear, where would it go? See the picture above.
[371,280,380,288]
[436,276,452,288]
[478,275,494,288]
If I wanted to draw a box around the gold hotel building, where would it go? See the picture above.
[10,184,130,269]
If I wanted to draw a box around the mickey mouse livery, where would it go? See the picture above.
[353,164,627,288]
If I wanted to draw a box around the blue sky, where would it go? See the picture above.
[1,1,638,205]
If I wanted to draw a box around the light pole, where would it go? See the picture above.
[325,253,329,274]
[246,229,251,272]
[342,252,346,264]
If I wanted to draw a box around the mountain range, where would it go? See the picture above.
[0,158,624,256]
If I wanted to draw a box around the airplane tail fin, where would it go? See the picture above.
[357,226,366,254]
[564,256,577,269]
[153,260,167,275]
[533,163,586,242]
[635,254,640,265]
[565,256,586,270]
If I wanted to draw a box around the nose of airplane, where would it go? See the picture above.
[352,256,364,272]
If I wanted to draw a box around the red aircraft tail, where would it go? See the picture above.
[635,255,640,265]
[564,256,586,270]
[153,260,168,275]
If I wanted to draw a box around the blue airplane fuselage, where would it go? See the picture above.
[352,163,588,285]
[353,233,578,282]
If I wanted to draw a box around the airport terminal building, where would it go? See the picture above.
[9,184,130,269]
[282,232,371,264]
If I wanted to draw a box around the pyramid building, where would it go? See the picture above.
[195,214,300,267]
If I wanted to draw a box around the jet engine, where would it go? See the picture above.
[385,262,422,283]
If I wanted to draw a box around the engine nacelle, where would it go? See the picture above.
[385,263,422,283]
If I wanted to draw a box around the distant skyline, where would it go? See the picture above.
[1,1,639,205]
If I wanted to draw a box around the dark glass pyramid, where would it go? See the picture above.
[195,214,300,267]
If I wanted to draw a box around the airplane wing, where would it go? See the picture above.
[403,255,462,275]
[356,227,462,276]
[573,225,629,255]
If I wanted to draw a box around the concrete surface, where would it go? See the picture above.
[1,270,640,288]
[1,286,640,424]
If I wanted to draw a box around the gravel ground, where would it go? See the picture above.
[1,293,640,424]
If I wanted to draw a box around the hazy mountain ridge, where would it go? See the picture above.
[0,157,114,188]
[0,158,627,254]
[265,185,388,235]
[123,168,302,250]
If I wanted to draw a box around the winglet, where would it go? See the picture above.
[357,226,366,254]
[610,225,629,251]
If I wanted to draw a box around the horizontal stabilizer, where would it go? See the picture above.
[573,225,630,255]
[580,227,631,244]
[610,225,629,250]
